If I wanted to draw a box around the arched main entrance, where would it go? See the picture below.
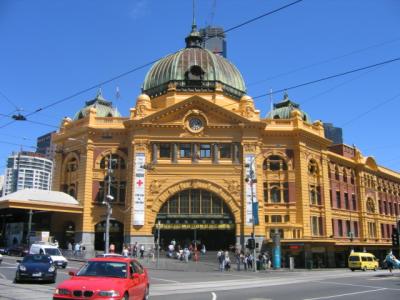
[94,220,124,252]
[156,189,235,250]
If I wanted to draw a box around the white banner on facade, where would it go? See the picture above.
[245,154,258,226]
[133,152,146,226]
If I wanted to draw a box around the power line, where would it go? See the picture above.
[6,0,304,124]
[0,89,21,111]
[340,91,400,127]
[223,0,304,35]
[248,36,400,87]
[0,140,36,149]
[253,56,400,99]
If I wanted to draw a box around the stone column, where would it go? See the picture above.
[212,143,219,164]
[192,144,198,163]
[152,143,158,164]
[172,143,178,163]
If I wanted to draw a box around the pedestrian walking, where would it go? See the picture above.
[235,248,241,271]
[133,242,138,258]
[225,251,231,271]
[384,251,397,274]
[140,244,145,258]
[217,250,225,272]
[122,245,129,257]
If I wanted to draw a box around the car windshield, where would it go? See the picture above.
[77,261,127,278]
[44,248,62,256]
[23,255,51,263]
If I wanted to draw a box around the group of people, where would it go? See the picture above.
[118,242,146,258]
[67,241,85,256]
[166,239,206,262]
[384,251,400,273]
[217,248,271,272]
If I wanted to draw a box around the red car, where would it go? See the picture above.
[53,257,149,300]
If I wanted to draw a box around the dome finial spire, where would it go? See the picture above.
[192,0,197,31]
[185,0,202,48]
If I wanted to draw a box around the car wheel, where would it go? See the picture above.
[14,278,19,284]
[123,292,129,300]
[374,266,378,271]
[350,268,355,272]
[362,266,367,271]
[143,286,149,300]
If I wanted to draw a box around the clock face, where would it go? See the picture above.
[189,118,203,131]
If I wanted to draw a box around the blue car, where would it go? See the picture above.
[15,254,57,283]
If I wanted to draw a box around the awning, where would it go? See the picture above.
[0,189,83,214]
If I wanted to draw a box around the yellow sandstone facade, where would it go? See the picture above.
[51,26,400,267]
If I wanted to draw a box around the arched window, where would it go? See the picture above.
[366,198,375,213]
[308,160,319,176]
[100,154,126,170]
[263,155,287,171]
[343,169,348,183]
[335,166,340,181]
[350,171,355,185]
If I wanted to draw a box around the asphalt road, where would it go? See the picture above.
[1,255,399,300]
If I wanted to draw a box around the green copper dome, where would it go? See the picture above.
[266,93,311,122]
[142,25,246,99]
[74,91,121,120]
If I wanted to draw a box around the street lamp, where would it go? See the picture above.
[103,153,117,254]
[156,220,161,269]
[245,151,267,272]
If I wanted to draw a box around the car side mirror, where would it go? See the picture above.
[68,270,77,276]
[131,273,140,279]
[16,260,21,263]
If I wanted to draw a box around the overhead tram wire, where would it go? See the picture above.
[0,140,37,149]
[0,89,21,111]
[248,36,400,87]
[252,56,400,99]
[0,0,304,130]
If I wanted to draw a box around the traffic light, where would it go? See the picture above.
[247,238,255,249]
[392,229,399,247]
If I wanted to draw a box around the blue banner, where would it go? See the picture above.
[252,202,259,225]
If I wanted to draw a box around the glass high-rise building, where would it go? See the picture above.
[2,151,53,196]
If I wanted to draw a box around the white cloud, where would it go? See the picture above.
[129,0,149,20]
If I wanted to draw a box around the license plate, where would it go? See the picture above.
[57,262,63,265]
[32,272,42,277]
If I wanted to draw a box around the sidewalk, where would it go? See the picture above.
[0,279,53,300]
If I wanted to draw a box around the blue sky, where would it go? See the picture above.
[0,0,400,173]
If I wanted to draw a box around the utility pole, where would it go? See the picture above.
[249,166,257,272]
[27,209,33,247]
[104,153,114,254]
[157,220,160,269]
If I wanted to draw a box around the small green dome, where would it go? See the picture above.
[142,26,246,99]
[266,93,311,122]
[74,91,121,120]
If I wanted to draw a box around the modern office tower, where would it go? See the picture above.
[323,123,343,145]
[2,151,53,196]
[36,131,56,160]
[200,26,227,57]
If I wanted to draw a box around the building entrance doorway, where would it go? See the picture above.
[94,220,124,252]
[156,189,236,251]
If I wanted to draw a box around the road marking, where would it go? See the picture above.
[0,272,6,279]
[211,292,217,300]
[151,277,180,283]
[313,281,385,289]
[303,288,387,300]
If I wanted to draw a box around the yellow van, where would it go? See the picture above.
[348,252,378,271]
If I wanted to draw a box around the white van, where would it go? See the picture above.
[29,243,68,268]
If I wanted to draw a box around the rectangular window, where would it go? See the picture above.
[271,215,282,223]
[219,144,232,159]
[179,190,189,214]
[346,220,351,237]
[119,181,126,203]
[389,202,393,215]
[351,194,357,211]
[265,215,269,223]
[179,144,192,158]
[378,200,382,214]
[159,143,171,158]
[212,197,222,214]
[353,221,359,237]
[344,193,349,210]
[311,216,319,236]
[318,217,324,236]
[263,182,268,202]
[283,182,289,203]
[381,223,385,238]
[329,190,333,207]
[336,191,341,209]
[169,196,178,213]
[199,144,211,158]
[270,184,281,203]
[310,185,317,205]
[190,190,200,214]
[338,220,343,237]
[383,201,388,215]
[284,215,290,222]
[201,191,211,214]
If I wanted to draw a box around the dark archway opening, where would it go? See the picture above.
[94,220,124,253]
[155,189,236,251]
